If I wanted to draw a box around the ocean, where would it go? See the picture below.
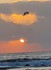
[0,52,51,70]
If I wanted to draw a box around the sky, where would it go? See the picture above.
[0,0,51,53]
[0,0,50,3]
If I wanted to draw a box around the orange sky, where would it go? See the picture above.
[0,39,49,53]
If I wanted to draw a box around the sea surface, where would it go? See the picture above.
[0,52,51,69]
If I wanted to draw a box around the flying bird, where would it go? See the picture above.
[23,12,29,16]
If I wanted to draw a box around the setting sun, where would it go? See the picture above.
[20,39,25,43]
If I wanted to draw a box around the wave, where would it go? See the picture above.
[0,52,51,68]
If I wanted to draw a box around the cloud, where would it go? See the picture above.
[0,0,50,4]
[0,13,38,25]
[31,0,49,2]
[0,39,49,53]
[13,0,49,2]
[8,0,50,3]
[10,0,50,3]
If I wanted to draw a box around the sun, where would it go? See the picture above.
[20,38,25,43]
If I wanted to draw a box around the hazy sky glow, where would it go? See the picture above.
[0,0,51,53]
[0,40,49,53]
[0,0,50,3]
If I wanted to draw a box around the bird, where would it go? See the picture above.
[23,12,29,16]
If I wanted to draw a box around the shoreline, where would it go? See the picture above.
[7,67,51,70]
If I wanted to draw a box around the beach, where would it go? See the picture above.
[7,67,51,70]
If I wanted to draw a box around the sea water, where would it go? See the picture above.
[0,52,51,68]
